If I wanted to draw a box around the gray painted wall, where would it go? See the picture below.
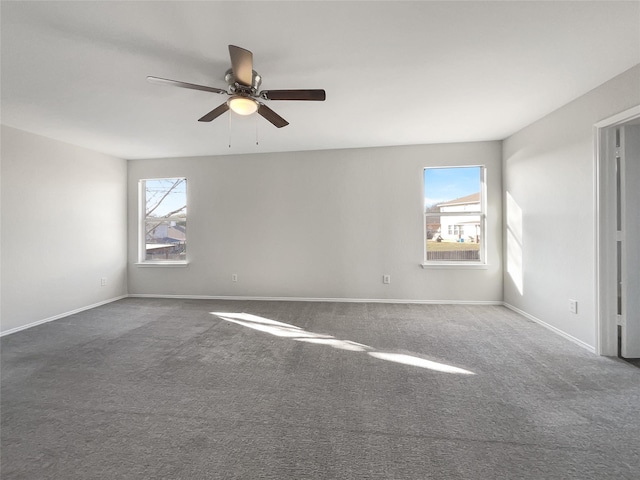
[128,142,503,302]
[0,126,128,333]
[502,65,640,349]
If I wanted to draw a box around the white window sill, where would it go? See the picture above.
[421,263,488,270]
[135,261,189,267]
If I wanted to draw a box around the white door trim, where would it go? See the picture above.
[594,105,640,355]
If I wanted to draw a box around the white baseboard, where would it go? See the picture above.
[503,302,595,353]
[127,293,504,305]
[0,295,128,337]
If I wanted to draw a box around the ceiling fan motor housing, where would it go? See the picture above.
[225,68,262,95]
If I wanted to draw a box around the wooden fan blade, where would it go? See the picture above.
[257,103,289,128]
[261,89,326,101]
[228,45,253,86]
[198,102,230,122]
[147,76,227,95]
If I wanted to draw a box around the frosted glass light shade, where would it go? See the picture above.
[228,96,258,115]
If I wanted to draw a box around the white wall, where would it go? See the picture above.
[503,65,640,349]
[0,126,128,334]
[128,141,503,302]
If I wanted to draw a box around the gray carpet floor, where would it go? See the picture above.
[2,298,639,479]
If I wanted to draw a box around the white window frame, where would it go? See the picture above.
[137,177,188,266]
[422,166,487,268]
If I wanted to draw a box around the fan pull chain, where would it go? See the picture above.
[228,111,232,148]
[255,114,259,146]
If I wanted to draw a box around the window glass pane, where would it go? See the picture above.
[424,167,483,263]
[142,178,187,262]
[145,220,186,261]
[424,167,481,213]
[145,178,187,218]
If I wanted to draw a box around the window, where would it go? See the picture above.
[424,166,486,265]
[139,178,187,263]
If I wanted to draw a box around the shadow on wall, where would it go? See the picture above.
[211,312,475,375]
[506,191,524,295]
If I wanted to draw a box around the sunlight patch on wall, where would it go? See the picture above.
[506,191,524,295]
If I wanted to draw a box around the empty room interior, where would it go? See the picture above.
[1,1,640,479]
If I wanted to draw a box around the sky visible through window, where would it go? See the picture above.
[424,166,480,209]
[145,178,186,217]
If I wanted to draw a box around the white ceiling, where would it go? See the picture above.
[2,1,639,159]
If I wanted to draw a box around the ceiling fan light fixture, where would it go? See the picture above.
[228,96,258,116]
[149,45,325,127]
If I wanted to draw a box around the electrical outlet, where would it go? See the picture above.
[101,277,107,286]
[383,275,391,284]
[569,299,577,314]
[231,274,238,282]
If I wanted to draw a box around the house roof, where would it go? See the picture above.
[1,2,638,159]
[437,193,480,207]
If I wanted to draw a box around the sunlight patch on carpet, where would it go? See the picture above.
[368,352,475,374]
[211,312,474,375]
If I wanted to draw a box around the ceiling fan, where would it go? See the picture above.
[148,45,326,128]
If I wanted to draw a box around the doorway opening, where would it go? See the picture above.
[595,106,640,363]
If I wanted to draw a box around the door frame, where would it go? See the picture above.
[594,105,640,356]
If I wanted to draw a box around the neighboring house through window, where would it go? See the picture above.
[139,178,187,263]
[424,166,486,265]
